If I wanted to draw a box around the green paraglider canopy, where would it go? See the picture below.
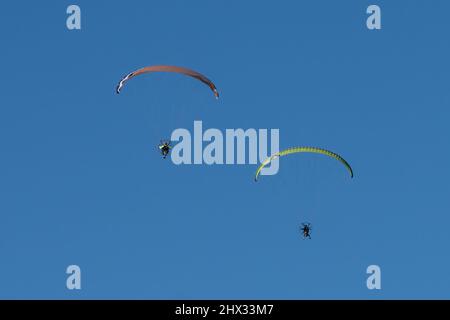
[255,146,353,181]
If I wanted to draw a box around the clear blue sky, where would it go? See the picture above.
[1,1,449,299]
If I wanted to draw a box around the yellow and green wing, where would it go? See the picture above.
[254,146,353,181]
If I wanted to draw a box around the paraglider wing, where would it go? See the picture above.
[254,146,354,181]
[115,65,219,98]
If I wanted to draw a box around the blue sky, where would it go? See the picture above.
[0,0,449,299]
